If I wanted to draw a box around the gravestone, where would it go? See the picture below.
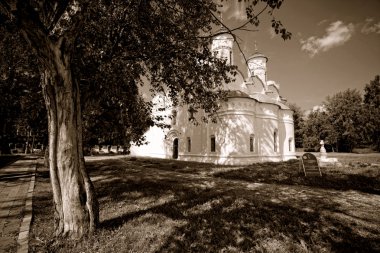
[299,153,322,176]
[320,140,327,160]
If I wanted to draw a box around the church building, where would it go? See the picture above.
[130,30,296,165]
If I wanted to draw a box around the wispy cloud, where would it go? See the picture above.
[361,18,380,34]
[300,21,355,57]
[317,19,328,26]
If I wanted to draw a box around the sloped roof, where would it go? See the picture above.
[245,75,266,94]
[226,90,250,98]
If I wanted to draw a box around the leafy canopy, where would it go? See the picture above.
[1,0,291,146]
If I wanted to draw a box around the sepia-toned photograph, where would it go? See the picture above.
[1,0,379,252]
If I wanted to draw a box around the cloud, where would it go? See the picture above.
[361,18,380,34]
[317,19,328,26]
[300,21,355,57]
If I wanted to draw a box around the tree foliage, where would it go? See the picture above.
[77,0,236,118]
[363,75,380,151]
[301,78,380,153]
[82,81,154,147]
[287,103,304,148]
[302,109,337,151]
[324,89,365,152]
[0,27,46,153]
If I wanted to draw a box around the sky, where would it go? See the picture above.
[221,0,380,110]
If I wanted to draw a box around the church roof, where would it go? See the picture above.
[226,90,290,110]
[249,93,290,109]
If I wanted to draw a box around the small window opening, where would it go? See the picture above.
[211,135,216,152]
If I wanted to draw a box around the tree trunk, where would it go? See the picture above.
[1,0,98,238]
[25,129,30,154]
[40,39,99,238]
[31,134,35,153]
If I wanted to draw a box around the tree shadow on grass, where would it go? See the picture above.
[214,160,380,195]
[86,158,380,253]
[156,195,380,253]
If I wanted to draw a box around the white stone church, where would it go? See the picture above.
[130,30,296,165]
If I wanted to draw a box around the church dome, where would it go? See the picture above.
[215,27,233,36]
[247,52,268,62]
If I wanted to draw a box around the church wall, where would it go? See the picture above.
[129,94,172,158]
[176,105,204,154]
[177,98,259,164]
[255,103,282,161]
[257,117,281,162]
[201,112,258,165]
[217,98,256,157]
[173,98,297,165]
[129,126,168,158]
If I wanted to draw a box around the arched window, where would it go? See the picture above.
[274,129,278,152]
[210,135,216,152]
[250,134,255,152]
[187,137,191,152]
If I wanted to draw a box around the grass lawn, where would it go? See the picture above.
[29,154,380,253]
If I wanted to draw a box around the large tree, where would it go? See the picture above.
[302,109,337,151]
[325,89,365,152]
[363,75,380,151]
[287,103,304,148]
[0,0,291,238]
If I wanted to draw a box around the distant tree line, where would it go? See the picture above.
[289,75,380,153]
[0,28,47,153]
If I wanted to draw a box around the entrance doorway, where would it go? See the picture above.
[172,138,178,159]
